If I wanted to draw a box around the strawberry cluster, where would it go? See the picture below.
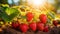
[11,12,58,33]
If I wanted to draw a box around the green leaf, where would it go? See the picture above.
[0,7,19,22]
[47,18,51,24]
[47,11,55,19]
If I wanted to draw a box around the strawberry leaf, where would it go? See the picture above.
[0,7,20,22]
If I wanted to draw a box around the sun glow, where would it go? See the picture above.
[27,0,47,8]
[33,0,45,6]
[27,0,46,6]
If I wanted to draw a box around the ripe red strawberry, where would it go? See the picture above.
[37,23,44,31]
[53,20,58,26]
[29,22,36,31]
[39,14,47,24]
[43,26,49,32]
[19,24,28,33]
[12,22,19,29]
[26,12,34,22]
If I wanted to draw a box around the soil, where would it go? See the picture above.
[0,26,60,34]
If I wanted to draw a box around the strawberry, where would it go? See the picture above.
[39,14,47,24]
[29,22,36,31]
[19,24,28,33]
[26,12,34,22]
[53,20,58,26]
[12,22,19,29]
[37,23,44,31]
[43,26,49,32]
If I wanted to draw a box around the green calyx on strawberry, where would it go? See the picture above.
[12,21,20,29]
[43,25,49,32]
[39,14,47,24]
[26,12,34,22]
[19,24,28,33]
[37,22,44,31]
[29,22,36,31]
[53,20,58,26]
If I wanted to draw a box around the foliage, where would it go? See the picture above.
[0,7,20,22]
